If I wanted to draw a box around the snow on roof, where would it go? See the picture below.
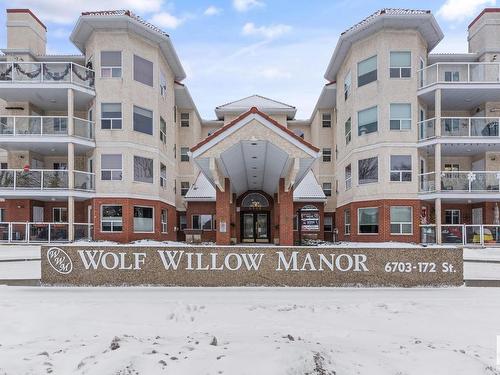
[293,170,327,202]
[184,173,216,201]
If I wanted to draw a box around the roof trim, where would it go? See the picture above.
[469,8,500,29]
[6,9,47,30]
[190,107,320,154]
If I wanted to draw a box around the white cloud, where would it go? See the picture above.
[233,0,264,12]
[437,0,496,22]
[149,12,185,29]
[258,67,291,79]
[242,22,292,39]
[204,6,222,16]
[7,0,164,24]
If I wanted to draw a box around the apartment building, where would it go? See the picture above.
[0,8,499,246]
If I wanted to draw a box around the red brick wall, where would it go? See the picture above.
[185,201,216,242]
[215,178,231,245]
[293,202,325,241]
[336,199,421,243]
[278,178,294,245]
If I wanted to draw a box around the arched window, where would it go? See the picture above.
[241,193,269,208]
[302,205,318,211]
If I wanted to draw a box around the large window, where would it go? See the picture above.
[101,205,122,232]
[100,51,121,78]
[357,55,377,87]
[358,157,378,184]
[160,117,166,144]
[133,54,153,87]
[161,209,168,233]
[358,106,377,135]
[101,103,122,130]
[134,156,154,183]
[160,163,167,188]
[390,51,411,78]
[390,103,411,130]
[390,206,412,234]
[133,206,154,232]
[345,117,352,144]
[322,182,332,197]
[53,207,68,223]
[344,70,351,100]
[345,164,352,190]
[322,148,331,162]
[322,113,332,128]
[445,209,460,224]
[358,207,379,234]
[344,209,351,235]
[181,147,190,162]
[133,106,153,135]
[180,113,190,127]
[101,154,122,181]
[192,214,213,230]
[181,181,190,196]
[390,155,412,182]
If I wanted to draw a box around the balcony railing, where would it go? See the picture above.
[418,172,436,192]
[441,171,500,192]
[0,62,95,89]
[421,224,500,245]
[0,222,93,243]
[418,62,500,88]
[0,169,95,191]
[418,117,500,141]
[0,116,94,141]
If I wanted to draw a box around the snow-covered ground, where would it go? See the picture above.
[0,287,499,375]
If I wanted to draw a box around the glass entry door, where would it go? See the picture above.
[241,212,270,243]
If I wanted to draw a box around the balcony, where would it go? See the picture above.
[418,117,500,141]
[419,171,500,193]
[0,62,94,89]
[0,116,94,140]
[418,62,500,89]
[0,169,95,192]
[420,224,500,246]
[0,222,93,243]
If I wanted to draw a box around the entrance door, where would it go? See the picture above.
[241,212,270,243]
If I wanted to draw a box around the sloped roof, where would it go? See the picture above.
[215,94,296,120]
[184,173,215,201]
[293,170,327,201]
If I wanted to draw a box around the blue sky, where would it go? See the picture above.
[0,0,495,118]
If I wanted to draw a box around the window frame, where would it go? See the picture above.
[133,105,154,136]
[358,106,378,136]
[52,207,68,223]
[390,206,413,235]
[180,147,190,162]
[390,103,412,131]
[192,214,214,231]
[101,103,122,130]
[358,156,378,185]
[133,54,154,87]
[100,51,122,78]
[324,216,333,232]
[133,205,154,233]
[322,182,332,197]
[160,117,167,144]
[322,113,332,128]
[344,70,351,100]
[100,205,123,232]
[133,155,154,184]
[345,117,352,144]
[100,154,123,181]
[180,181,190,196]
[160,163,167,188]
[180,112,190,127]
[345,164,352,190]
[358,207,379,235]
[344,209,351,235]
[357,55,377,87]
[322,148,332,162]
[390,155,412,182]
[389,51,411,78]
[444,71,460,82]
[445,209,461,224]
[161,209,168,233]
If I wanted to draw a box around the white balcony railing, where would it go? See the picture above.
[419,171,500,193]
[418,117,500,141]
[0,116,94,140]
[0,62,95,89]
[0,169,95,191]
[0,222,94,243]
[418,118,436,140]
[421,224,500,245]
[418,62,500,89]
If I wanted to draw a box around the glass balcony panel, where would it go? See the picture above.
[15,117,42,135]
[43,63,71,83]
[483,226,500,244]
[418,172,436,192]
[15,170,42,189]
[74,171,95,191]
[74,118,94,140]
[50,224,69,242]
[465,225,482,245]
[29,223,49,242]
[42,117,68,135]
[0,116,14,135]
[418,118,435,140]
[441,172,469,191]
[441,225,463,244]
[441,118,469,137]
[13,63,43,82]
[0,223,9,241]
[420,225,436,244]
[74,224,93,241]
[72,63,95,88]
[0,62,13,81]
[43,170,69,189]
[11,223,27,242]
[0,170,14,189]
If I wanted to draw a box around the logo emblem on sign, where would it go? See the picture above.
[47,247,73,274]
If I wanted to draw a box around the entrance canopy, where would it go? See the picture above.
[189,107,321,196]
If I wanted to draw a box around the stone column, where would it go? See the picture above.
[216,178,231,245]
[435,197,442,244]
[278,178,294,246]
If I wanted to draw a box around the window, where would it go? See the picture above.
[101,154,122,181]
[445,209,460,224]
[444,71,460,82]
[101,103,122,130]
[133,54,153,87]
[179,213,187,230]
[180,112,190,127]
[324,216,333,232]
[161,209,168,233]
[53,162,67,170]
[444,163,460,178]
[53,207,67,223]
[322,113,332,128]
[101,205,122,232]
[390,206,413,234]
[160,163,167,188]
[358,157,378,184]
[322,148,331,162]
[133,106,153,135]
[344,70,351,100]
[390,155,412,182]
[181,181,190,196]
[358,106,377,135]
[322,182,332,197]
[181,147,190,162]
[390,103,411,130]
[358,207,379,234]
[160,71,167,97]
[344,209,351,235]
[345,164,352,190]
[133,206,154,232]
[160,117,166,144]
[192,214,213,230]
[390,51,411,78]
[241,193,269,208]
[443,118,460,135]
[0,163,7,169]
[358,55,377,87]
[134,156,154,183]
[345,117,351,144]
[0,208,4,222]
[100,51,121,78]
